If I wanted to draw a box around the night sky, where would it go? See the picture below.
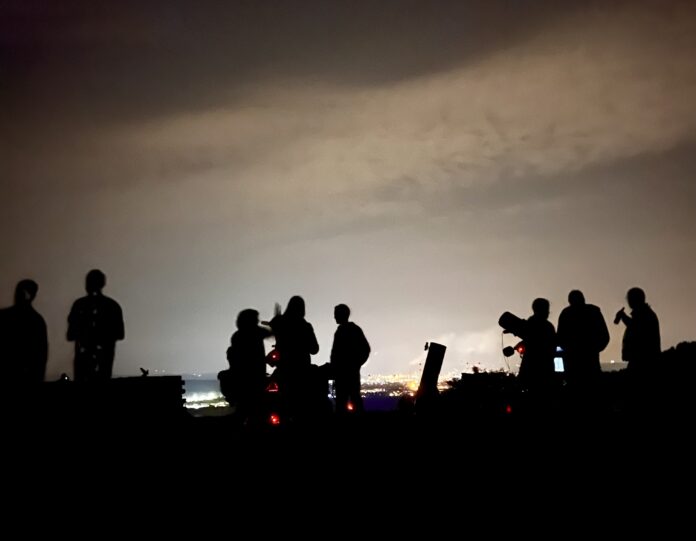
[2,0,695,379]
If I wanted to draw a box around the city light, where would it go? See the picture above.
[183,390,228,410]
[182,370,473,413]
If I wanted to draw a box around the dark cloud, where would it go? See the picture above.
[1,0,602,124]
[376,138,696,223]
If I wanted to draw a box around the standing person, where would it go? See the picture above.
[268,296,319,418]
[615,287,661,412]
[557,290,610,403]
[223,308,273,424]
[67,269,125,382]
[615,287,661,372]
[330,304,370,415]
[0,279,48,385]
[517,298,557,406]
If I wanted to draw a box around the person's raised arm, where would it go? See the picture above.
[614,307,631,326]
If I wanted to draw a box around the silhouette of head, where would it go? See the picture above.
[334,304,350,324]
[532,298,550,319]
[236,308,260,330]
[568,290,586,306]
[14,279,38,306]
[627,287,646,309]
[85,269,106,294]
[285,296,305,318]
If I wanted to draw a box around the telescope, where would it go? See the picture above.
[498,311,526,336]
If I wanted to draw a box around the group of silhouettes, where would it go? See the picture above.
[0,270,125,386]
[1,270,663,419]
[508,287,661,408]
[222,296,370,423]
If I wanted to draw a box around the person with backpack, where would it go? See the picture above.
[330,304,370,415]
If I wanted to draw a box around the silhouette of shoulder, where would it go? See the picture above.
[332,321,370,365]
[336,321,367,340]
[304,320,319,354]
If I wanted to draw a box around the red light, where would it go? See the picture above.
[505,405,513,414]
[266,349,281,366]
[269,413,281,425]
[516,344,525,355]
[347,402,354,412]
[266,381,279,393]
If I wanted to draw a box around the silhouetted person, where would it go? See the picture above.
[615,288,660,412]
[67,270,124,382]
[615,288,661,372]
[268,296,319,418]
[330,304,370,415]
[557,290,610,404]
[517,298,556,402]
[225,309,273,424]
[0,280,48,385]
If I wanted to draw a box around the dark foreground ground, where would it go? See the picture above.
[8,393,693,464]
[6,346,696,523]
[5,394,694,535]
